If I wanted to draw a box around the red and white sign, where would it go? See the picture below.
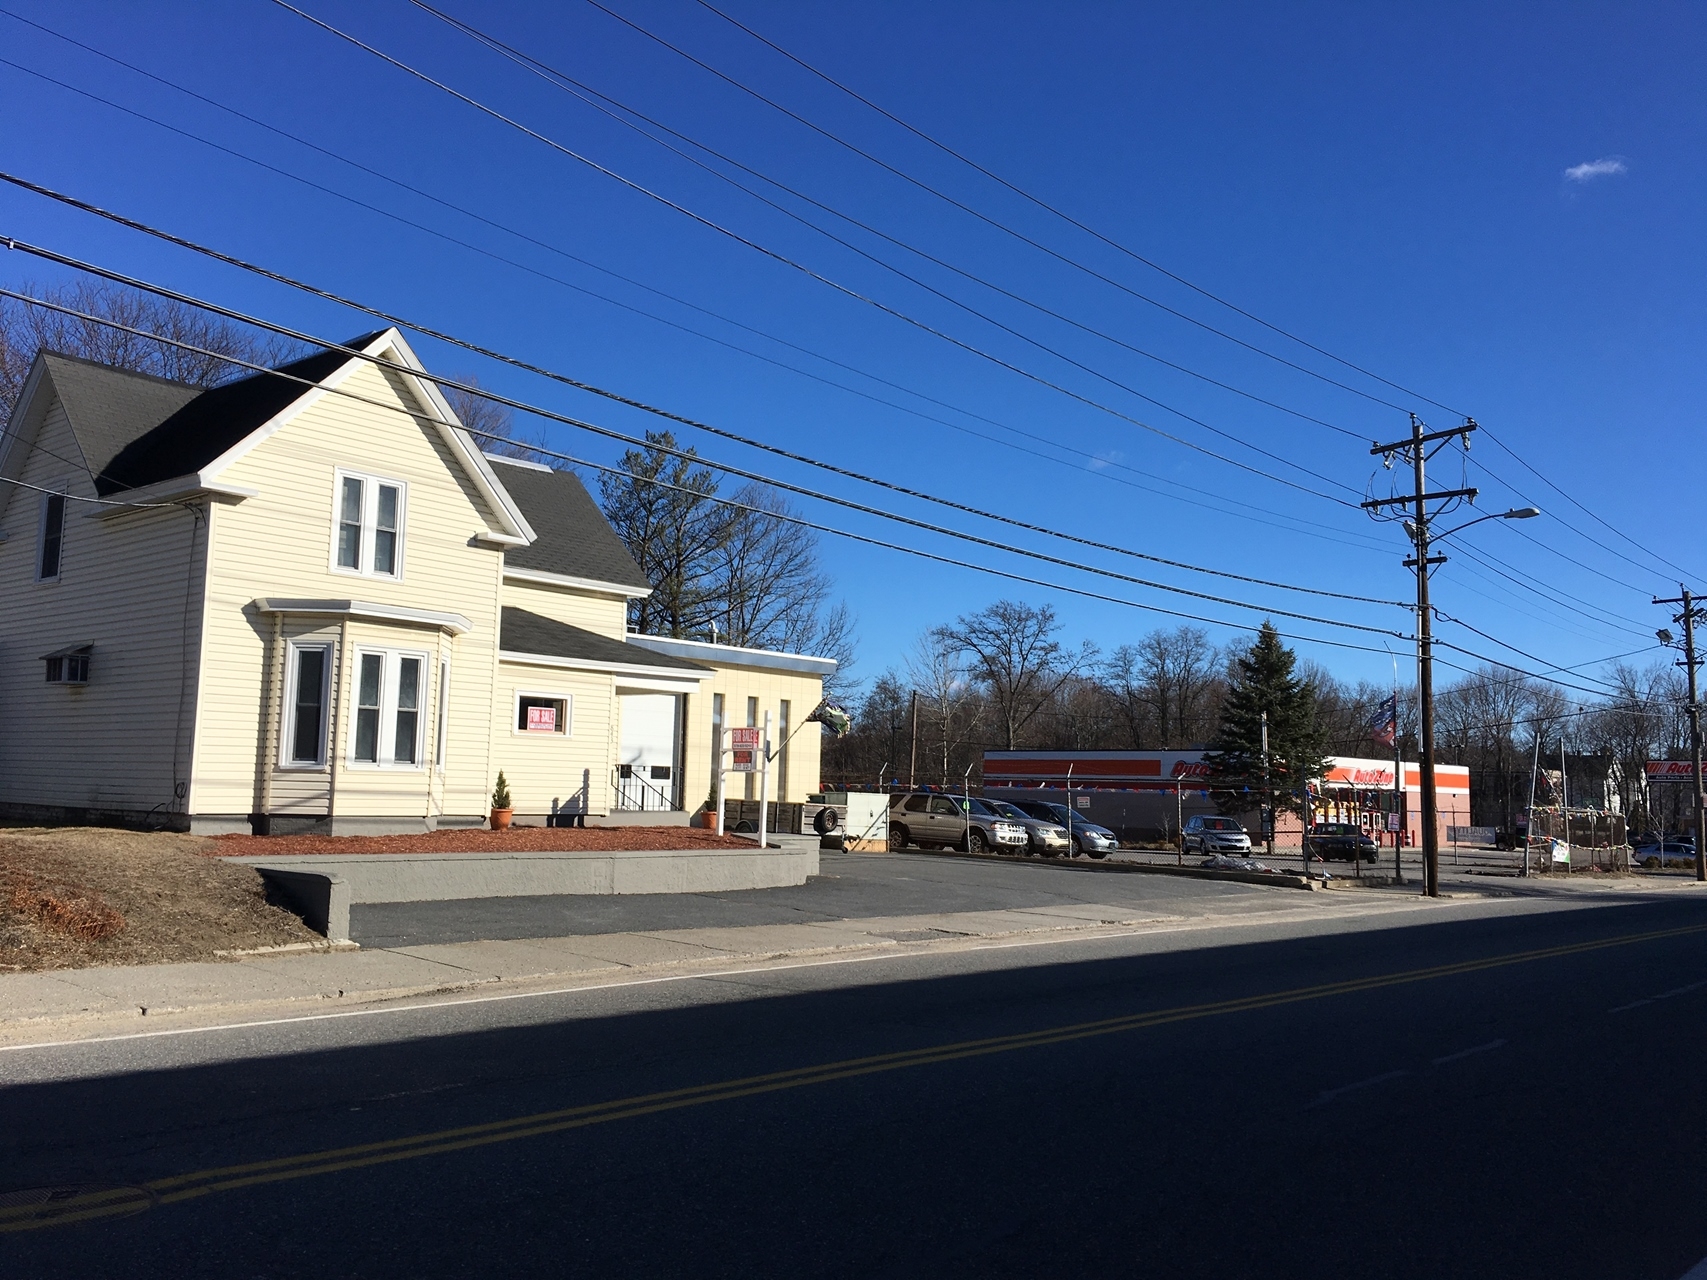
[730,726,761,772]
[1646,761,1701,782]
[526,705,556,732]
[1171,760,1211,779]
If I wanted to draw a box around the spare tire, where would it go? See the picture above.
[813,805,840,836]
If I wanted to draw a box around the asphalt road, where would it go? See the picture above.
[4,888,1707,1277]
[349,850,1280,947]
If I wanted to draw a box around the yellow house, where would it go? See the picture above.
[0,331,832,835]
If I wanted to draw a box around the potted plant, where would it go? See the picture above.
[490,771,513,830]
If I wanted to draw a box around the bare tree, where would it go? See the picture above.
[906,632,984,785]
[438,373,549,463]
[1,279,298,421]
[937,601,1089,749]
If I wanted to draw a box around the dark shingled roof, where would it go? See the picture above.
[500,607,709,672]
[34,336,386,496]
[487,457,650,590]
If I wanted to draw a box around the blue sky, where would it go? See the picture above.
[2,1,1701,696]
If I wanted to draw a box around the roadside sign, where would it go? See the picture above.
[730,726,761,772]
[1646,761,1701,783]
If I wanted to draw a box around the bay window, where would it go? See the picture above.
[349,649,428,767]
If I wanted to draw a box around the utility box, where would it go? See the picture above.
[842,793,890,853]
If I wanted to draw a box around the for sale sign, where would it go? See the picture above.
[730,726,761,772]
[526,705,556,732]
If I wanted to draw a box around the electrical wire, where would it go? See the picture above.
[0,173,1402,595]
[0,278,1407,637]
[413,0,1370,447]
[668,0,1705,589]
[574,0,1414,415]
[271,1,1365,509]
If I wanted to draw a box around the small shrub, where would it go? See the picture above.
[491,771,513,810]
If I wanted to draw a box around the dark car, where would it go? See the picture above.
[1309,822,1378,862]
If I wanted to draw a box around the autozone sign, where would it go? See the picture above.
[1646,761,1702,782]
[1170,761,1211,779]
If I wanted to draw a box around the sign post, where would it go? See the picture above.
[714,727,728,837]
[757,711,772,851]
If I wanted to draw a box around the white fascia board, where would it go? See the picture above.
[196,330,536,546]
[0,358,62,524]
[504,566,653,599]
[255,597,473,636]
[497,648,710,683]
[90,472,258,517]
[625,632,837,676]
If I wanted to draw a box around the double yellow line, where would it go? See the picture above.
[7,918,1704,1234]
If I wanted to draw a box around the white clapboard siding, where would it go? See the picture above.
[194,360,505,823]
[0,395,209,816]
[490,661,617,816]
[502,577,629,639]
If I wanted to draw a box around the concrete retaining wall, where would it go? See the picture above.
[232,847,818,943]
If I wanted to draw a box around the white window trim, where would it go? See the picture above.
[347,647,431,769]
[512,688,573,737]
[328,468,408,581]
[35,489,66,583]
[279,642,333,770]
[434,658,450,774]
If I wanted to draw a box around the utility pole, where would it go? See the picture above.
[1260,710,1274,859]
[908,690,919,791]
[1363,414,1480,899]
[1654,587,1707,882]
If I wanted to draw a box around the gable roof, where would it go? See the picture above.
[95,343,374,495]
[32,352,203,486]
[486,455,650,592]
[499,607,709,674]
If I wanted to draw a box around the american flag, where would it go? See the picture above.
[1367,694,1397,749]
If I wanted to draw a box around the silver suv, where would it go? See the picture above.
[1182,814,1252,855]
[983,799,1072,857]
[888,793,1028,853]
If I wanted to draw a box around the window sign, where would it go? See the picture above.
[527,704,557,732]
[1387,813,1401,832]
[515,694,569,735]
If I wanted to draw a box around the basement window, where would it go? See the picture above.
[43,644,92,685]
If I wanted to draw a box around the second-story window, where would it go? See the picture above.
[37,492,66,582]
[332,471,406,578]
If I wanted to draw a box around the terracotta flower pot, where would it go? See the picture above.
[490,808,514,831]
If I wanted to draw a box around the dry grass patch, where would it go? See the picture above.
[0,828,319,972]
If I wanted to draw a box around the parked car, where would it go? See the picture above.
[1181,815,1252,855]
[1633,839,1698,868]
[887,792,1029,853]
[982,800,1072,857]
[1309,822,1378,862]
[1006,800,1120,858]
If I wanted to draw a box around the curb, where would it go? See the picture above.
[881,846,1319,891]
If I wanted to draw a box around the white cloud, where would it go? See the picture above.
[1564,157,1627,182]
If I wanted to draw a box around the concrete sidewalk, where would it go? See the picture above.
[0,893,1453,1046]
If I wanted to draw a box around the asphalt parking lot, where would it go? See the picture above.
[350,849,1281,947]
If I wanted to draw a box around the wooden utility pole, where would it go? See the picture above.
[1363,415,1480,898]
[1654,587,1707,883]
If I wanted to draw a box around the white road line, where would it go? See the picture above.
[1610,976,1707,1014]
[1432,1038,1506,1065]
[1306,1069,1409,1109]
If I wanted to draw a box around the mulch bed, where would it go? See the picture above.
[0,828,319,972]
[210,825,762,857]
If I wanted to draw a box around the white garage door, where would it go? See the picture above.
[617,693,679,810]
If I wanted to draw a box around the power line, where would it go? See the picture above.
[574,0,1415,416]
[0,177,1399,594]
[0,277,1406,637]
[0,283,1425,661]
[1449,542,1651,640]
[669,0,1701,591]
[271,1,1365,510]
[413,0,1370,447]
[0,59,1383,551]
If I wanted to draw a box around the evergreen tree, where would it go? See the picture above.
[1204,623,1332,826]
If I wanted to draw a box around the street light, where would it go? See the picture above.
[1406,504,1541,897]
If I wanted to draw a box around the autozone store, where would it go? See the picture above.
[982,750,1470,848]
